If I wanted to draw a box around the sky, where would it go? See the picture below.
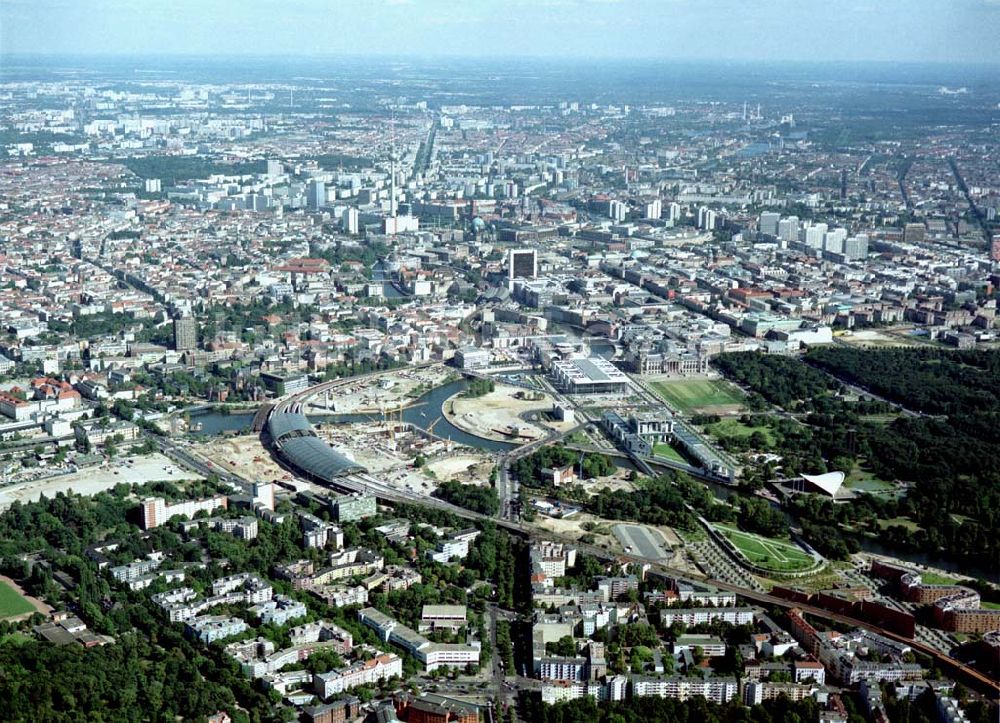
[2,0,999,65]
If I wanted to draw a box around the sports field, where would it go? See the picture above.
[0,579,35,619]
[651,378,743,413]
[714,524,816,573]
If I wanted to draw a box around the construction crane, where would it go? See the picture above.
[426,416,441,435]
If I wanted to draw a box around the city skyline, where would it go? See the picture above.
[2,0,1000,65]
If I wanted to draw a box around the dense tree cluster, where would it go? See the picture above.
[589,473,735,532]
[512,445,616,487]
[0,626,266,722]
[463,378,495,398]
[122,156,266,185]
[432,480,500,516]
[712,349,1000,565]
[712,352,839,409]
[806,347,1000,417]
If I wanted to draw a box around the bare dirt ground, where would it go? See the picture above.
[425,454,494,483]
[305,365,454,414]
[193,435,287,482]
[445,385,555,442]
[0,453,199,510]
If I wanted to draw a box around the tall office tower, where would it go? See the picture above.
[644,199,662,220]
[697,206,718,231]
[777,216,799,243]
[508,249,538,284]
[341,207,360,235]
[759,212,781,236]
[844,234,869,260]
[802,223,828,249]
[173,316,198,351]
[306,179,326,210]
[823,228,848,254]
[607,200,627,222]
[266,160,283,177]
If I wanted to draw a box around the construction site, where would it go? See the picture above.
[443,383,575,442]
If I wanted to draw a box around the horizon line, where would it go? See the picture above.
[2,51,1000,69]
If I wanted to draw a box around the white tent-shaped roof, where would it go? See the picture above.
[800,471,846,497]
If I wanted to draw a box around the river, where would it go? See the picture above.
[190,378,516,452]
[372,259,406,299]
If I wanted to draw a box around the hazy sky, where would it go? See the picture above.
[2,0,999,64]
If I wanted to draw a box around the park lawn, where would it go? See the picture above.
[705,418,776,447]
[714,524,816,572]
[652,442,687,463]
[920,572,959,586]
[844,466,894,494]
[0,580,34,619]
[651,379,743,413]
[876,516,922,533]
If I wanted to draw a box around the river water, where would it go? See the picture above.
[372,259,406,299]
[190,378,515,453]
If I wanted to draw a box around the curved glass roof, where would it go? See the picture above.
[268,412,366,479]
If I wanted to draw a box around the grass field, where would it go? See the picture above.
[0,580,35,619]
[653,442,688,463]
[651,379,743,413]
[920,572,959,586]
[876,516,922,533]
[981,601,1000,610]
[715,524,816,572]
[704,418,776,448]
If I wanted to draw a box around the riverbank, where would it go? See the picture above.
[441,384,570,443]
[303,365,455,415]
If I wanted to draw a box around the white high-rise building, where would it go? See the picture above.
[801,223,828,249]
[666,202,682,223]
[607,200,627,222]
[823,228,848,253]
[777,216,799,242]
[341,207,360,235]
[697,207,718,231]
[844,234,869,260]
[644,199,662,220]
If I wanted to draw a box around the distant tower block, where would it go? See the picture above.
[173,316,198,351]
[507,248,538,287]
